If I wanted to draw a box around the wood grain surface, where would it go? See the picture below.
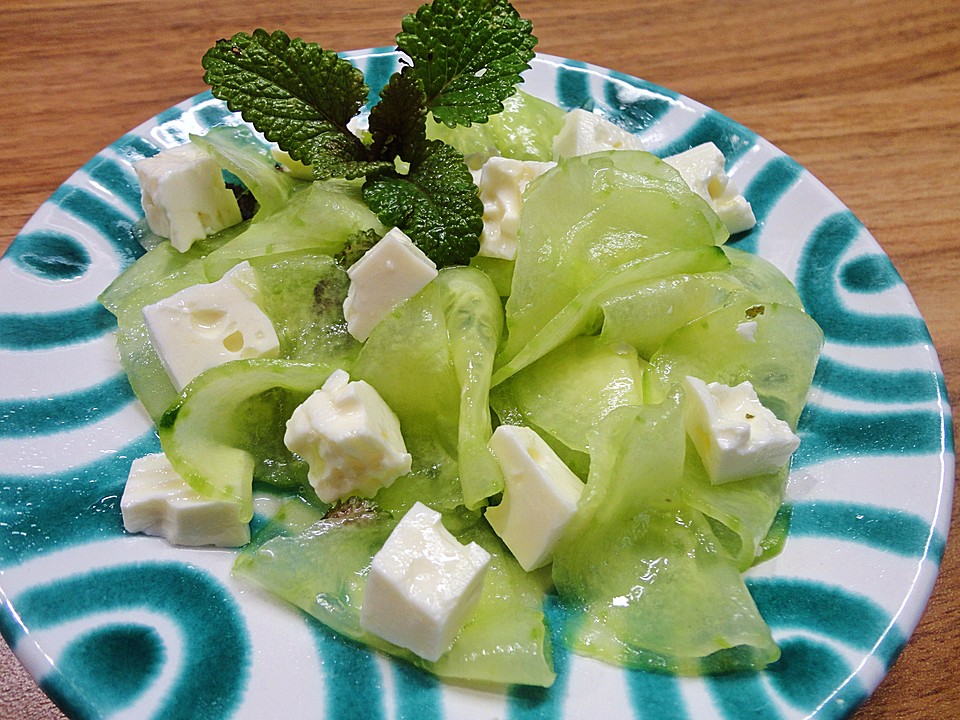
[1,1,957,718]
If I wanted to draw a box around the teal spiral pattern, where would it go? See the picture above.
[0,49,952,719]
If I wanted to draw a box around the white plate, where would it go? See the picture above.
[0,49,953,720]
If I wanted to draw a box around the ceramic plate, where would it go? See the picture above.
[0,49,953,720]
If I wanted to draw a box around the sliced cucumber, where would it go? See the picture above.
[425,89,566,167]
[235,501,556,687]
[434,267,505,508]
[493,245,730,384]
[502,150,728,361]
[553,398,780,674]
[354,267,505,510]
[100,239,221,420]
[491,335,645,461]
[249,250,360,367]
[191,126,302,217]
[158,359,336,522]
[645,300,824,428]
[203,180,385,279]
[597,247,803,359]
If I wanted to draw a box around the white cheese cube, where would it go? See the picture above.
[477,156,556,260]
[342,227,438,342]
[552,108,645,159]
[120,452,249,547]
[662,142,756,234]
[283,369,412,503]
[360,501,490,662]
[485,425,584,571]
[683,376,800,484]
[142,261,280,391]
[134,143,242,252]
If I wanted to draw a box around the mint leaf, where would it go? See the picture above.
[362,140,482,267]
[368,65,428,163]
[201,0,539,268]
[202,30,392,180]
[397,0,537,127]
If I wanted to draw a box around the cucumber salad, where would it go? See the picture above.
[100,0,822,688]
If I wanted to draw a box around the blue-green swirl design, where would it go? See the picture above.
[797,212,930,346]
[0,433,157,564]
[7,231,92,281]
[0,302,118,350]
[790,211,952,466]
[57,623,166,716]
[82,153,143,214]
[353,47,401,108]
[0,374,136,439]
[789,500,946,558]
[47,183,142,267]
[10,562,249,720]
[552,58,758,162]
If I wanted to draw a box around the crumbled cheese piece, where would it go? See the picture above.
[485,425,584,571]
[477,156,556,260]
[553,108,645,159]
[662,142,756,234]
[283,369,411,503]
[346,114,369,138]
[342,227,438,342]
[120,452,249,547]
[736,320,759,342]
[683,376,800,484]
[142,261,280,391]
[360,502,490,662]
[134,143,242,251]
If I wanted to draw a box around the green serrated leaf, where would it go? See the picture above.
[397,0,537,127]
[368,65,428,162]
[362,140,482,267]
[202,29,392,180]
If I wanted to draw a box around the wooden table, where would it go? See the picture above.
[1,1,957,717]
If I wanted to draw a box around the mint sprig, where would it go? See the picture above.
[368,65,428,163]
[201,30,392,180]
[201,0,537,267]
[398,0,537,127]
[364,140,483,267]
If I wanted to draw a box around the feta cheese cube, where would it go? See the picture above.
[120,452,249,547]
[283,369,412,503]
[360,502,490,662]
[477,156,556,260]
[142,261,280,391]
[342,227,438,342]
[552,108,645,159]
[683,376,800,484]
[134,143,242,252]
[485,425,584,571]
[662,142,756,234]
